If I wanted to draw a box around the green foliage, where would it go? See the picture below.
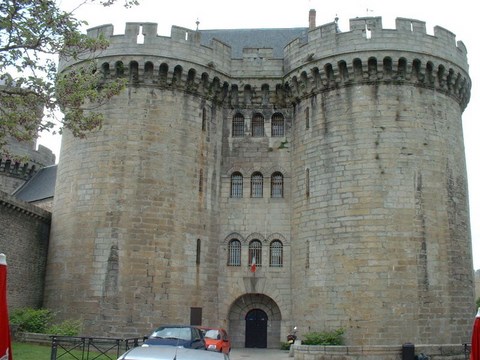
[0,0,138,154]
[46,319,82,336]
[301,328,345,346]
[9,308,82,336]
[9,308,54,333]
[476,297,480,310]
[280,341,291,350]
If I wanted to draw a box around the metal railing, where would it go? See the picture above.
[50,336,145,360]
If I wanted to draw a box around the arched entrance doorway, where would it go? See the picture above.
[245,309,268,348]
[228,294,282,349]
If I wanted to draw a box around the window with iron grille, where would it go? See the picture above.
[251,172,263,198]
[248,240,262,267]
[232,113,245,137]
[271,113,285,137]
[228,239,241,266]
[252,113,264,137]
[269,240,283,267]
[230,172,243,198]
[271,172,283,198]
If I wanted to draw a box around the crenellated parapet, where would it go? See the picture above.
[283,17,470,109]
[284,17,468,71]
[59,16,471,110]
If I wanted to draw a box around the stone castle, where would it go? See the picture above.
[1,10,477,351]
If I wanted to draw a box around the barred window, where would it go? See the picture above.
[230,172,243,198]
[252,113,264,137]
[232,113,245,137]
[248,240,262,267]
[271,172,283,198]
[251,172,263,198]
[271,113,285,137]
[269,240,283,267]
[228,239,241,266]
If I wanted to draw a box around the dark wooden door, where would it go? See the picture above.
[245,309,268,348]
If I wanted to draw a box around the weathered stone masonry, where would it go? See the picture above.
[45,12,474,349]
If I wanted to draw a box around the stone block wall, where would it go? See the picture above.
[0,191,50,311]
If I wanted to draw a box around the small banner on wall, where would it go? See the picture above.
[250,256,256,273]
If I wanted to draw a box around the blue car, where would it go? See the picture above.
[143,325,206,349]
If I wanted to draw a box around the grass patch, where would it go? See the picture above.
[12,342,120,360]
[12,342,51,360]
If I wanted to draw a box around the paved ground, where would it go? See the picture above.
[228,348,291,359]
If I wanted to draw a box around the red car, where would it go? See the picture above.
[199,327,231,354]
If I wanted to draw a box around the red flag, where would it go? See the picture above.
[471,308,480,360]
[250,256,256,273]
[0,253,13,360]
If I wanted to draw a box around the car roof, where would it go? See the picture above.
[119,346,227,359]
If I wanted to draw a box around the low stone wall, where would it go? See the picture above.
[293,344,468,360]
[14,332,51,345]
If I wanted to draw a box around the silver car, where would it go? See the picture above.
[117,345,230,360]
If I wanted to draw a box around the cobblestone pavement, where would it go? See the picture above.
[228,348,291,359]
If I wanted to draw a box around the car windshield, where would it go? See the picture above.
[204,329,220,339]
[151,327,191,340]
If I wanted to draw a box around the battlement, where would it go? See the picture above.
[284,16,468,73]
[75,16,468,68]
[58,16,470,110]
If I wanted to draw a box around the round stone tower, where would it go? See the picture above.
[285,17,473,345]
[44,15,474,347]
[45,24,227,337]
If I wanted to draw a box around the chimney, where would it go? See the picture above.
[309,9,316,30]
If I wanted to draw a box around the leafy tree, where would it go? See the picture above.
[0,0,138,154]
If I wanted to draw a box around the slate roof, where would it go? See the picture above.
[13,164,57,202]
[199,28,308,59]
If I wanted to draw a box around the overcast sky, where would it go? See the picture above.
[43,0,479,269]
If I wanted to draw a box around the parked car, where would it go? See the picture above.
[142,325,206,349]
[117,346,229,360]
[198,327,231,354]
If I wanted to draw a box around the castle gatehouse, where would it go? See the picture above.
[44,10,474,349]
